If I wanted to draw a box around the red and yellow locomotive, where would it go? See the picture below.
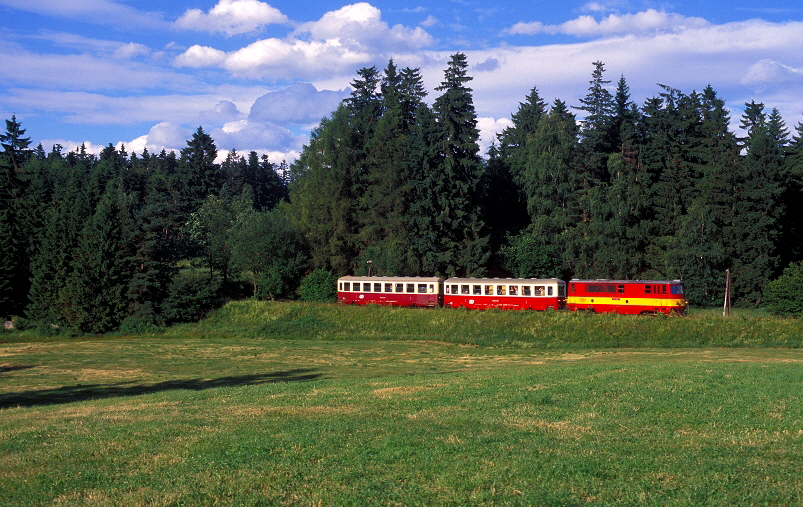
[566,279,687,315]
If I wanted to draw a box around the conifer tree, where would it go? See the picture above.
[419,53,489,276]
[175,127,219,212]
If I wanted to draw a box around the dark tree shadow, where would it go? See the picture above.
[0,368,322,409]
[1,365,36,375]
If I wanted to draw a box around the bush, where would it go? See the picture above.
[764,262,803,316]
[298,269,337,302]
[161,273,224,324]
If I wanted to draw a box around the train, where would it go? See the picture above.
[337,276,688,315]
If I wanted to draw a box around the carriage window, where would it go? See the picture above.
[339,282,343,291]
[485,285,493,295]
[522,286,531,296]
[406,283,414,293]
[473,285,482,295]
[645,285,652,294]
[374,283,382,292]
[429,284,435,293]
[548,286,553,296]
[363,283,372,292]
[534,286,545,296]
[509,285,518,295]
[343,282,350,291]
[671,285,683,295]
[395,283,403,293]
[461,285,470,294]
[418,284,427,294]
[384,283,392,292]
[497,285,506,296]
[449,284,458,294]
[617,284,625,294]
[559,285,566,297]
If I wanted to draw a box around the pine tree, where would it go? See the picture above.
[175,127,219,212]
[733,101,785,305]
[60,183,132,333]
[419,53,489,276]
[287,105,361,274]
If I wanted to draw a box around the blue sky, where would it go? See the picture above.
[2,0,802,162]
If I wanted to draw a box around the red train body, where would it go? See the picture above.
[567,279,687,315]
[336,276,443,307]
[443,278,566,310]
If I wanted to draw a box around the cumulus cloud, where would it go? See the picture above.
[249,83,349,125]
[211,120,299,152]
[174,45,227,68]
[504,9,709,37]
[174,0,290,36]
[742,59,803,87]
[199,100,243,124]
[174,2,434,80]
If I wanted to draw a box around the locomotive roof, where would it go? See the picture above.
[570,279,683,284]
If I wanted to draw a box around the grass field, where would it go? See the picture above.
[1,301,802,506]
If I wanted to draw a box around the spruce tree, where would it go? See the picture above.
[422,53,489,276]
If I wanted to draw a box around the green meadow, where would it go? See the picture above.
[2,301,802,506]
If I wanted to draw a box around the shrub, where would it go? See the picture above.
[298,269,337,302]
[764,262,803,316]
[161,273,224,324]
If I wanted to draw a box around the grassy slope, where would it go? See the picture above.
[1,301,802,506]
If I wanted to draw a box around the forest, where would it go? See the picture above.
[2,54,802,333]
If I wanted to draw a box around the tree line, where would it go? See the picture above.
[2,55,802,333]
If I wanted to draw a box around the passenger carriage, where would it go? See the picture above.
[337,276,444,307]
[566,279,687,315]
[443,278,566,310]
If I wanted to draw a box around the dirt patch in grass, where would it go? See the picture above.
[372,386,434,399]
[505,417,593,436]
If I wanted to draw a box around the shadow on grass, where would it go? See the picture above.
[0,368,322,409]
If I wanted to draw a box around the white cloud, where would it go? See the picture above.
[0,0,168,29]
[504,9,710,37]
[211,120,299,152]
[174,0,290,36]
[174,3,434,80]
[476,117,512,156]
[174,45,228,68]
[249,83,349,125]
[113,42,150,59]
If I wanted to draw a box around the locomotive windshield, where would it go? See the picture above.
[671,285,684,295]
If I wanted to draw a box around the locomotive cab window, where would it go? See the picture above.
[662,285,667,294]
[644,285,651,294]
[671,285,683,295]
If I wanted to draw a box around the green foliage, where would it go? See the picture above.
[229,207,308,300]
[499,231,562,278]
[298,269,337,302]
[161,271,224,324]
[764,261,803,316]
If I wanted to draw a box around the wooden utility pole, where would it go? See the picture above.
[723,269,731,317]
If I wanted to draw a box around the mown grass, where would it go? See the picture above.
[1,301,802,506]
